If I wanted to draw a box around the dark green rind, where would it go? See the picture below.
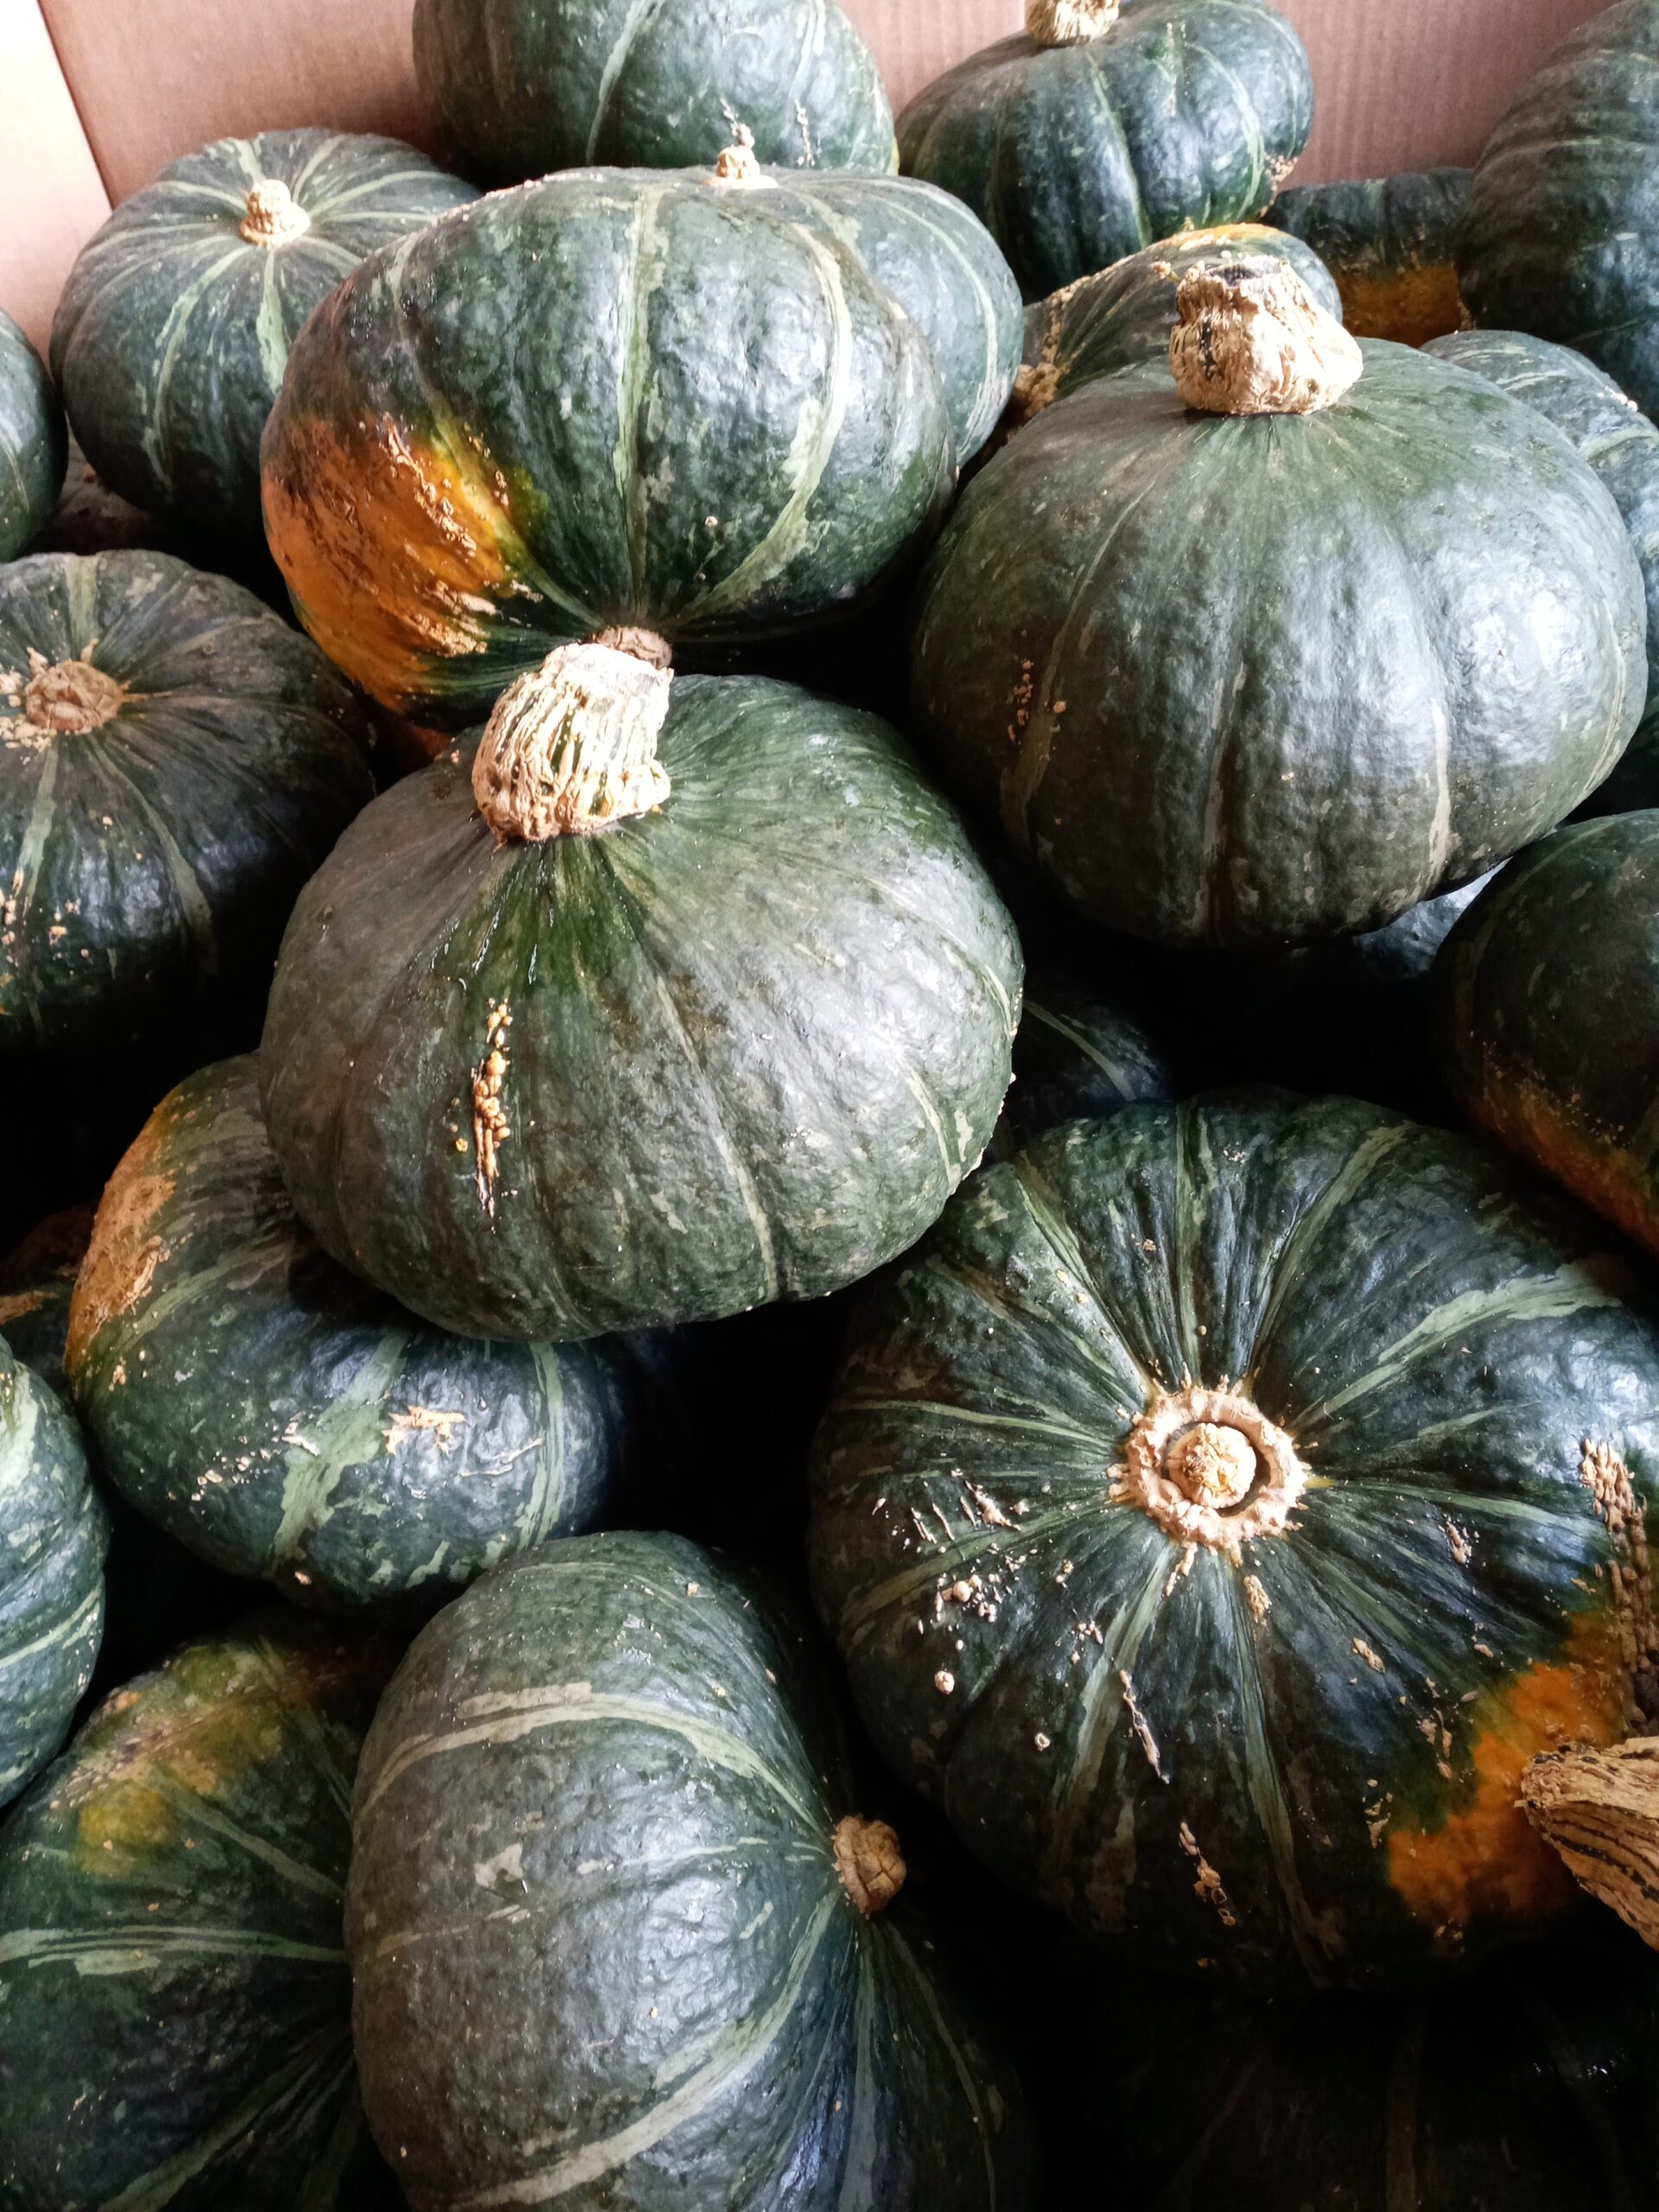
[910,344,1648,949]
[0,311,67,564]
[0,550,373,1058]
[1265,169,1471,344]
[67,1058,654,1611]
[808,1095,1659,1986]
[0,1205,92,1396]
[994,965,1173,1154]
[0,1336,105,1808]
[347,1533,1036,2211]
[1427,330,1659,817]
[1459,0,1659,426]
[898,0,1314,302]
[261,680,1022,1342]
[413,0,896,188]
[0,1616,400,2210]
[51,130,478,542]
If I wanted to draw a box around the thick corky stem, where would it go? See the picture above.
[1524,1739,1659,1948]
[21,658,126,734]
[833,1816,906,1918]
[240,178,312,248]
[1169,260,1363,416]
[1115,1383,1305,1555]
[709,124,770,189]
[472,634,673,842]
[1027,0,1121,42]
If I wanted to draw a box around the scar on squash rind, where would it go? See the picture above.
[470,999,512,1217]
[65,1107,179,1375]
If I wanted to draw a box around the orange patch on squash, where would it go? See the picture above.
[64,1101,179,1381]
[1386,1608,1629,1932]
[1334,263,1464,348]
[1465,1073,1659,1264]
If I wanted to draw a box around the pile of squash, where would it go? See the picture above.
[6,0,1659,2204]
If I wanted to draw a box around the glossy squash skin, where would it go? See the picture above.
[0,1616,400,2210]
[911,345,1648,948]
[262,172,959,726]
[0,1336,105,1808]
[52,130,478,543]
[809,1095,1659,1987]
[66,1059,653,1611]
[1265,170,1471,345]
[1438,813,1659,1264]
[0,551,372,1057]
[1459,2,1659,424]
[898,0,1313,302]
[261,682,1021,1342]
[0,310,66,563]
[995,966,1173,1152]
[347,1533,1037,2211]
[414,0,896,187]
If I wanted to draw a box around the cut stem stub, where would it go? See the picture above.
[1116,1384,1306,1554]
[472,632,673,842]
[1169,259,1363,416]
[20,658,127,734]
[1027,0,1122,43]
[240,178,312,248]
[833,1815,906,1918]
[709,124,771,189]
[1524,1738,1659,1950]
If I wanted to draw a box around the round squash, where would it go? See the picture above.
[67,1057,655,1611]
[911,262,1648,948]
[1459,2,1659,425]
[0,309,66,563]
[1265,169,1471,346]
[52,130,478,544]
[898,0,1313,303]
[0,1336,105,1808]
[261,660,1021,1341]
[261,163,967,725]
[1437,812,1659,1265]
[995,963,1172,1151]
[0,1205,91,1396]
[347,1531,1037,2210]
[809,1093,1659,1986]
[0,550,372,1058]
[414,0,896,187]
[0,1614,400,2209]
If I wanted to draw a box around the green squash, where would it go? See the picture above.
[1427,330,1659,819]
[0,1615,400,2209]
[1265,169,1471,346]
[0,550,372,1058]
[1459,2,1659,425]
[995,964,1172,1151]
[261,666,1020,1341]
[0,310,66,563]
[809,1094,1659,1986]
[0,1205,92,1396]
[261,165,969,725]
[912,276,1648,949]
[898,0,1313,303]
[52,130,478,544]
[414,0,896,187]
[0,1336,105,1808]
[347,1531,1037,2210]
[67,1057,654,1611]
[1437,812,1659,1265]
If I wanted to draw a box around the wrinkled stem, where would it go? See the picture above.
[471,633,674,842]
[1168,259,1363,416]
[832,1816,907,1917]
[241,178,312,247]
[1027,0,1121,45]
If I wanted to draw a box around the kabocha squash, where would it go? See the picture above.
[996,965,1173,1151]
[0,311,65,563]
[912,262,1649,949]
[53,130,477,543]
[1438,813,1659,1264]
[67,1058,653,1611]
[897,0,1313,303]
[0,1205,91,1395]
[0,1337,105,1808]
[347,1532,1037,2210]
[0,1615,399,2210]
[261,664,1020,1342]
[0,550,372,1058]
[1265,170,1471,346]
[414,0,896,187]
[261,162,988,726]
[809,1094,1659,1986]
[1460,2,1659,424]
[1013,222,1339,423]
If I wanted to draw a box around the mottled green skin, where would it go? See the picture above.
[1427,330,1659,817]
[0,1617,399,2210]
[0,1337,105,1808]
[898,0,1313,302]
[1019,223,1339,408]
[1460,2,1659,425]
[1265,170,1471,343]
[347,1534,1037,2211]
[994,966,1172,1154]
[0,551,372,1058]
[262,681,1021,1342]
[68,1059,653,1612]
[414,0,896,188]
[52,130,477,543]
[0,312,66,564]
[911,345,1648,949]
[809,1096,1659,1986]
